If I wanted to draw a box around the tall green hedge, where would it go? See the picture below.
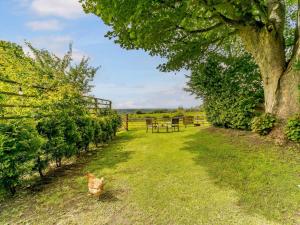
[186,54,264,130]
[0,41,122,195]
[0,121,44,195]
[0,111,121,195]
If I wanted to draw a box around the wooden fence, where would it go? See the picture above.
[0,77,112,120]
[121,114,209,131]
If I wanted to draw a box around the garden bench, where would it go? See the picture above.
[146,118,159,133]
[183,116,194,128]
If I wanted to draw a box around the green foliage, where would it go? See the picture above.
[0,41,39,83]
[186,54,263,130]
[109,111,123,135]
[81,1,300,122]
[0,121,44,195]
[251,113,276,136]
[80,1,297,72]
[135,110,144,114]
[0,41,47,117]
[80,0,273,71]
[294,59,300,70]
[1,128,299,224]
[0,41,121,195]
[285,114,300,142]
[75,115,94,151]
[37,113,80,167]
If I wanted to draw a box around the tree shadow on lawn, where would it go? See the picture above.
[99,188,129,202]
[31,132,136,192]
[181,128,300,224]
[0,131,136,214]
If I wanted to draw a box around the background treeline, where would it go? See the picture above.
[0,41,122,195]
[186,52,299,142]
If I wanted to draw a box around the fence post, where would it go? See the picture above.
[95,98,99,114]
[125,114,129,131]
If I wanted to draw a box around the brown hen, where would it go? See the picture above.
[86,173,105,199]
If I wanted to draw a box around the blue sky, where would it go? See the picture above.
[0,0,200,109]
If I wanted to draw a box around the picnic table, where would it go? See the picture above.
[158,121,172,133]
[146,118,179,133]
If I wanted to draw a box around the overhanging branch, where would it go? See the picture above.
[175,23,223,34]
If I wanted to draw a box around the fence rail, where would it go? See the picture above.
[0,77,52,90]
[0,91,38,98]
[0,77,112,120]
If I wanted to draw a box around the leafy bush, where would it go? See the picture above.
[37,112,80,167]
[186,54,264,130]
[0,121,44,195]
[0,41,121,195]
[285,114,300,142]
[37,110,121,170]
[75,115,94,152]
[251,113,276,136]
[109,111,122,135]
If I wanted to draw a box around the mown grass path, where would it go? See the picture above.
[0,127,299,225]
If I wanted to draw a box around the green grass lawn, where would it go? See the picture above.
[0,127,299,225]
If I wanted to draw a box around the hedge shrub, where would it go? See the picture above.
[186,54,264,130]
[0,41,123,196]
[0,121,44,195]
[0,111,121,196]
[285,114,300,142]
[251,113,276,136]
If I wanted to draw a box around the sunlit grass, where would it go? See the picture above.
[0,128,298,224]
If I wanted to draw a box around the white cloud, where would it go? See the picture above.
[92,83,201,109]
[23,35,88,62]
[26,19,63,31]
[30,0,84,19]
[28,35,72,54]
[72,48,88,62]
[115,101,141,109]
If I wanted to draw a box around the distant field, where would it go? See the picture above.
[121,111,209,130]
[116,108,182,114]
[127,111,205,119]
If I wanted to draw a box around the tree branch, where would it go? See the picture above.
[175,23,223,34]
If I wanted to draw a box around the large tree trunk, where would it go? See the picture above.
[276,60,300,117]
[240,26,300,119]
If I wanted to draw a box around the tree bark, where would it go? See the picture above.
[37,156,44,178]
[240,26,300,119]
[276,59,300,118]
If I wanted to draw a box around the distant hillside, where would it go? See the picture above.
[116,108,177,114]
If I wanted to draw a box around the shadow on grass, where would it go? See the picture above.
[181,128,300,224]
[98,188,129,202]
[1,131,136,201]
[84,132,136,175]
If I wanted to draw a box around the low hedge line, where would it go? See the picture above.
[0,111,122,195]
[285,114,300,142]
[250,113,300,143]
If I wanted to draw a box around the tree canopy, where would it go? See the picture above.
[81,0,297,70]
[81,0,300,118]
